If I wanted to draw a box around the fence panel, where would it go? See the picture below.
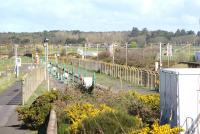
[22,67,45,105]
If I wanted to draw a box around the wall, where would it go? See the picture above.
[22,66,45,105]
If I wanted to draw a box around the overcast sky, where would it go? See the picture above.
[0,0,200,32]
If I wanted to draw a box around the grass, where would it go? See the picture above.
[0,72,25,94]
[0,74,17,93]
[25,81,48,106]
[48,46,106,54]
[162,45,200,62]
[0,58,14,71]
[0,56,32,93]
[171,63,188,68]
[0,56,32,72]
[56,64,151,91]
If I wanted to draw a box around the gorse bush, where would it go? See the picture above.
[16,91,58,129]
[128,92,160,125]
[78,111,142,134]
[130,122,183,134]
[133,92,160,113]
[63,103,114,132]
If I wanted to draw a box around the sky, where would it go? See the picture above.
[0,0,200,32]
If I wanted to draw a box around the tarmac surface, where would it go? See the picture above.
[0,81,31,134]
[0,64,33,134]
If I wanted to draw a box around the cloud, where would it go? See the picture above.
[0,0,199,32]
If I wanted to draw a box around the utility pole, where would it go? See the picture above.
[159,42,162,69]
[126,43,128,66]
[97,44,99,61]
[112,43,115,64]
[15,44,19,78]
[84,43,87,60]
[44,45,46,80]
[167,43,170,67]
[189,43,191,61]
[44,38,49,91]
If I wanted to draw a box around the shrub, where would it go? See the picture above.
[16,91,58,129]
[128,92,160,125]
[130,122,183,134]
[60,48,67,56]
[114,47,158,69]
[78,111,142,134]
[63,103,114,132]
[134,92,160,114]
[130,41,137,48]
[98,51,112,62]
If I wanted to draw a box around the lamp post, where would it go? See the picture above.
[15,44,19,78]
[112,43,115,64]
[84,43,87,60]
[43,38,49,91]
[97,44,99,61]
[159,42,168,69]
[159,42,162,69]
[125,43,128,66]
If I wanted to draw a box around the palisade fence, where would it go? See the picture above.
[53,57,159,89]
[21,66,45,105]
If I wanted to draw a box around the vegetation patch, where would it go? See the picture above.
[78,111,142,134]
[63,103,114,132]
[17,85,181,134]
[16,91,58,130]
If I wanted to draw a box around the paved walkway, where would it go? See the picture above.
[0,64,66,134]
[0,64,32,134]
[0,81,32,134]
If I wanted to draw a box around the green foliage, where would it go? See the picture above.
[58,123,70,134]
[55,88,161,134]
[65,38,86,45]
[130,41,137,48]
[130,122,183,134]
[128,92,160,125]
[77,111,142,134]
[131,27,139,37]
[16,91,58,129]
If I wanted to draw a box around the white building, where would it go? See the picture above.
[160,68,200,134]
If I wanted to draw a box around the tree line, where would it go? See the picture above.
[0,27,200,47]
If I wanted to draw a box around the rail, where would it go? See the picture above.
[48,56,159,89]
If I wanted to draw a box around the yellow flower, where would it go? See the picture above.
[64,103,114,132]
[130,122,183,134]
